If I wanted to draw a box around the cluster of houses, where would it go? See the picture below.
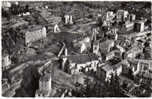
[102,9,146,33]
[58,9,152,88]
[2,1,152,97]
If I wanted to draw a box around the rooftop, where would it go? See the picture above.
[100,40,114,50]
[21,25,44,33]
[65,53,98,64]
[102,64,113,72]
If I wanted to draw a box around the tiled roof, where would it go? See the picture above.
[66,53,98,64]
[28,25,43,32]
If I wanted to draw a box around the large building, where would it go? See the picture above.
[61,53,99,75]
[21,25,47,45]
[35,73,52,97]
[116,10,129,22]
[123,21,134,31]
[130,59,152,76]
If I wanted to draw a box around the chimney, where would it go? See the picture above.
[64,48,68,56]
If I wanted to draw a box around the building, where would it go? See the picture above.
[134,20,145,32]
[2,82,10,94]
[40,9,61,25]
[97,62,122,82]
[21,25,46,45]
[99,64,114,81]
[11,19,29,29]
[112,62,123,76]
[106,28,118,40]
[129,14,136,22]
[126,46,142,59]
[103,11,115,21]
[131,59,152,76]
[99,40,114,54]
[64,15,73,24]
[2,54,11,70]
[35,73,52,97]
[61,53,99,75]
[106,50,121,61]
[92,40,100,55]
[116,10,129,22]
[123,21,134,31]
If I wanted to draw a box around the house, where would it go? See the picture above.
[102,11,115,24]
[134,20,145,32]
[2,53,11,70]
[11,19,29,29]
[21,25,47,46]
[116,10,129,22]
[64,15,73,24]
[97,61,123,82]
[61,53,99,75]
[112,61,123,76]
[126,46,142,59]
[131,59,152,76]
[106,50,121,61]
[99,64,114,81]
[99,40,114,54]
[73,37,91,53]
[35,73,52,97]
[129,14,136,22]
[123,21,134,31]
[40,10,61,25]
[106,28,118,40]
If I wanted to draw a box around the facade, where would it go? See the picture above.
[24,25,47,45]
[103,11,115,21]
[64,15,73,24]
[112,62,123,76]
[100,64,114,81]
[134,20,145,32]
[124,21,135,31]
[106,50,121,61]
[99,40,115,54]
[40,10,62,25]
[92,40,100,55]
[2,54,11,70]
[132,59,152,76]
[106,28,118,40]
[116,10,129,22]
[97,62,122,82]
[129,14,136,22]
[61,53,99,75]
[36,73,52,97]
[126,46,142,59]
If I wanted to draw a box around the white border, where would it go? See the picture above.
[0,0,152,99]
